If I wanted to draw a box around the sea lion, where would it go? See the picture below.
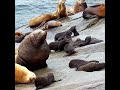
[69,59,99,68]
[89,37,103,44]
[42,20,62,30]
[28,14,56,28]
[54,30,72,41]
[15,31,31,43]
[49,38,70,51]
[15,63,36,84]
[52,0,67,19]
[54,26,79,41]
[15,29,50,71]
[76,62,105,72]
[67,0,87,16]
[64,43,77,56]
[82,4,105,19]
[35,73,62,90]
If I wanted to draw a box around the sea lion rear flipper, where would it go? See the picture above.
[35,21,46,29]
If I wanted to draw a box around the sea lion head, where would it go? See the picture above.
[29,29,47,46]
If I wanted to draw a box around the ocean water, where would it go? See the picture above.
[15,0,105,30]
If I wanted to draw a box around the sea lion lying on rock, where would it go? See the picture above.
[15,29,50,71]
[42,20,62,30]
[35,73,62,90]
[49,38,70,51]
[76,62,105,72]
[69,59,99,68]
[82,4,105,19]
[15,63,36,84]
[54,26,79,41]
[15,31,31,43]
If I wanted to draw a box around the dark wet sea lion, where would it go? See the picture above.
[54,30,72,41]
[15,31,31,43]
[15,63,36,84]
[42,20,62,30]
[82,4,105,19]
[64,43,77,56]
[76,62,105,72]
[69,59,99,68]
[69,26,79,36]
[15,29,50,71]
[35,73,62,90]
[49,39,70,51]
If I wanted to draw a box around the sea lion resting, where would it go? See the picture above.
[69,59,99,68]
[15,31,31,43]
[82,3,105,19]
[67,0,87,16]
[15,29,50,71]
[76,62,105,72]
[54,26,79,41]
[42,20,62,30]
[35,73,62,90]
[15,63,36,84]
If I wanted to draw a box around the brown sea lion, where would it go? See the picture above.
[42,20,62,30]
[35,73,62,90]
[76,62,105,72]
[15,31,31,43]
[15,63,36,84]
[28,13,56,28]
[15,29,50,71]
[69,59,99,68]
[52,0,67,19]
[49,38,70,51]
[82,4,105,19]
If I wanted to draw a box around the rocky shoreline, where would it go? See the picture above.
[15,12,105,90]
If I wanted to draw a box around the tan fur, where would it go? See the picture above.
[28,14,56,28]
[52,0,67,19]
[42,20,62,30]
[15,63,36,83]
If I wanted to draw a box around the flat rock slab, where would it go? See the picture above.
[15,11,105,90]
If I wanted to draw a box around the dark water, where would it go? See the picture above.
[15,0,104,30]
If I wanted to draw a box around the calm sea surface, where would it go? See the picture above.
[15,0,105,29]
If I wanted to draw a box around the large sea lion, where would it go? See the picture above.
[42,20,62,30]
[15,31,31,43]
[76,62,105,72]
[15,29,50,71]
[82,4,105,19]
[35,73,62,90]
[28,14,56,28]
[67,0,87,16]
[69,59,99,68]
[52,0,67,19]
[15,63,36,84]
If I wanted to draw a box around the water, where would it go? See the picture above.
[15,0,105,30]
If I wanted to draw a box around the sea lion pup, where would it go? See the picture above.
[64,43,77,56]
[15,31,31,43]
[54,26,79,41]
[15,63,36,84]
[15,29,50,71]
[52,0,67,19]
[89,37,103,44]
[76,62,105,72]
[82,4,105,19]
[42,20,62,30]
[35,73,62,90]
[49,38,70,51]
[54,30,72,41]
[69,59,99,68]
[28,13,56,28]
